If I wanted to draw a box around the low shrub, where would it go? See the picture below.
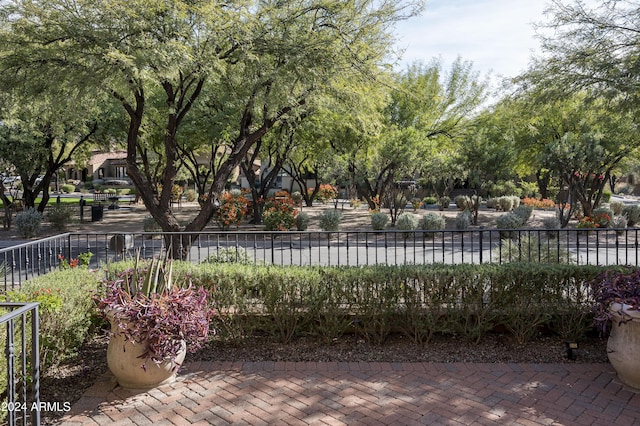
[296,212,310,231]
[493,235,575,264]
[610,214,628,231]
[609,200,624,215]
[47,204,75,231]
[496,212,525,238]
[319,209,343,232]
[542,216,561,229]
[370,212,388,230]
[143,215,162,232]
[511,196,521,209]
[396,212,419,231]
[316,184,338,203]
[60,184,75,193]
[262,195,298,231]
[454,195,471,210]
[542,216,562,238]
[592,207,613,227]
[512,205,533,224]
[422,196,437,205]
[396,212,419,239]
[418,212,445,231]
[622,204,640,226]
[4,267,100,371]
[15,208,43,238]
[204,247,253,264]
[455,210,472,230]
[437,196,450,210]
[497,196,514,212]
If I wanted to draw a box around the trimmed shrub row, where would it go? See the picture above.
[172,262,614,345]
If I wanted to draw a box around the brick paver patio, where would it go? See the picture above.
[60,361,640,425]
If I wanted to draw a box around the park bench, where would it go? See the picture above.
[93,193,109,202]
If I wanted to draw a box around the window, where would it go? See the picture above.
[115,166,127,178]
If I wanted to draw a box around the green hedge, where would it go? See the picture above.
[93,261,618,346]
[0,268,100,412]
[167,262,616,345]
[4,268,101,370]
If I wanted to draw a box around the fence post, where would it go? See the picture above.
[479,230,483,264]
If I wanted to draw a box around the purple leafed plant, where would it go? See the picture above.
[94,256,214,367]
[590,267,640,336]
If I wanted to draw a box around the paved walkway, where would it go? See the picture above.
[59,361,640,425]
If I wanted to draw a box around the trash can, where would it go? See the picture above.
[91,204,104,222]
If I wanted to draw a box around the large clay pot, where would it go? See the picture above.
[607,303,640,389]
[107,323,186,390]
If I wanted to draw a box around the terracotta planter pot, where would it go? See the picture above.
[107,322,186,390]
[607,303,640,389]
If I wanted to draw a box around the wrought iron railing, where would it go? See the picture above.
[1,228,639,288]
[0,302,40,426]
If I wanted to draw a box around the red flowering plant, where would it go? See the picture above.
[262,194,299,231]
[214,190,250,230]
[58,252,93,269]
[576,213,610,229]
[93,255,214,367]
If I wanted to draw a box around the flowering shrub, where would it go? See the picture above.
[577,213,610,229]
[576,216,597,229]
[314,184,338,203]
[262,194,298,231]
[214,191,250,230]
[522,197,556,210]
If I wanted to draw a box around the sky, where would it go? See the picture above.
[393,0,554,81]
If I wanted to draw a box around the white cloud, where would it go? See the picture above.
[394,0,549,79]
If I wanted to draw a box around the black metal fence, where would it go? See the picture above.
[0,302,40,426]
[1,228,639,289]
